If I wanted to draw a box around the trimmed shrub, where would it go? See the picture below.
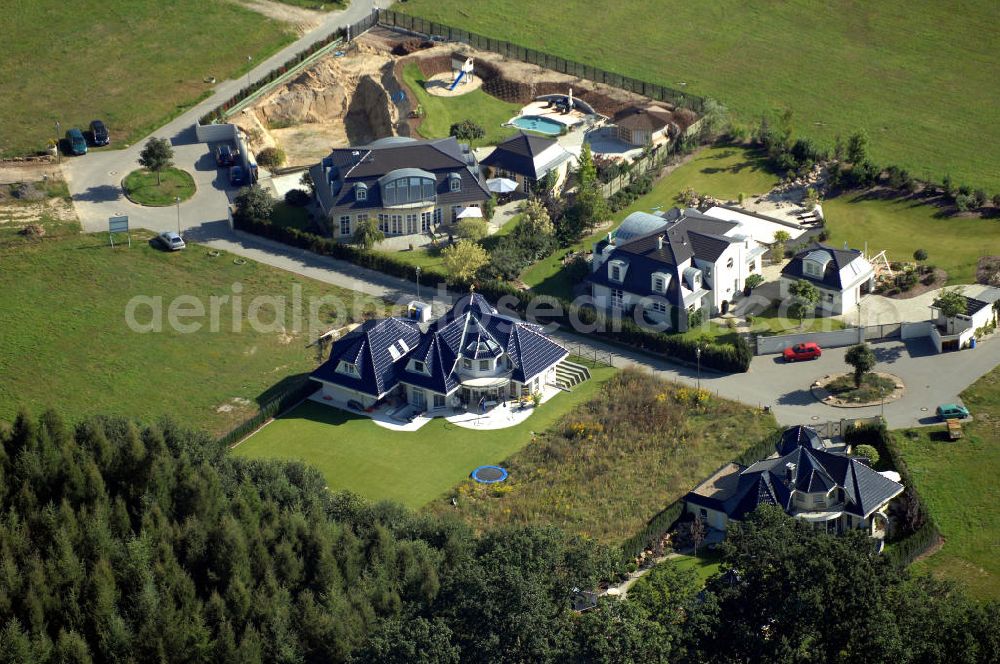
[284,188,311,207]
[256,147,286,169]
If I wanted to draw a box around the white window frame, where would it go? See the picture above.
[421,211,432,232]
[339,215,351,236]
[611,289,624,310]
[355,184,367,201]
[406,213,418,234]
[479,359,490,371]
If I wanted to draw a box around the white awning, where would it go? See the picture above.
[457,206,483,219]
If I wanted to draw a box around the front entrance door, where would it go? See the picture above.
[410,389,426,409]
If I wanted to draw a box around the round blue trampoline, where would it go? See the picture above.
[471,465,508,483]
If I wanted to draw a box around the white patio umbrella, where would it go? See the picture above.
[456,206,483,219]
[486,177,518,194]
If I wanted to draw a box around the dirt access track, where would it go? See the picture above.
[230,27,698,167]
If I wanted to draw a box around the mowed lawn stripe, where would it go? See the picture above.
[234,364,617,508]
[399,0,1000,189]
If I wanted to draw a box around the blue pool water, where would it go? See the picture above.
[511,115,564,136]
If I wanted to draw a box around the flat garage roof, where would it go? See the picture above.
[703,206,807,245]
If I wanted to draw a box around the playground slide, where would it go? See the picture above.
[448,70,466,91]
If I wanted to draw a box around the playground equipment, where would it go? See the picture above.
[449,55,474,91]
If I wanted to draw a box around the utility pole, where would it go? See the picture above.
[246,56,253,88]
[175,197,181,235]
[696,346,702,391]
[415,266,421,300]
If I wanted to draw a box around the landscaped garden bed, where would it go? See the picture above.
[814,372,903,405]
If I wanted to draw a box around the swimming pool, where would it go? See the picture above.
[510,115,564,136]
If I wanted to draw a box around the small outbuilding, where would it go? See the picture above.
[612,104,677,147]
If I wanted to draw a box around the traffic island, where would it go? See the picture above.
[122,168,196,206]
[810,372,905,408]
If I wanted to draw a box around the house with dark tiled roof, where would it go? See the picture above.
[685,425,903,538]
[309,136,491,243]
[311,293,570,413]
[780,243,875,315]
[586,207,767,331]
[928,291,999,352]
[480,132,575,194]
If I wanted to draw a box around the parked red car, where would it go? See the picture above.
[783,342,822,362]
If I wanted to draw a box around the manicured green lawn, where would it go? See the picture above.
[748,305,847,336]
[2,1,293,157]
[122,168,196,206]
[521,145,778,299]
[823,194,1000,285]
[399,0,1000,190]
[666,552,723,586]
[234,362,618,508]
[900,366,1000,600]
[378,246,446,272]
[0,232,387,436]
[402,63,522,147]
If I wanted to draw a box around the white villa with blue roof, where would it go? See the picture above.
[311,293,578,418]
[587,207,769,331]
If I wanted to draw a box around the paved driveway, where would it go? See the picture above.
[555,331,1000,430]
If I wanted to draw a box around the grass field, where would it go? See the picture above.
[402,63,521,147]
[426,370,778,543]
[399,0,1000,190]
[900,367,1000,600]
[0,233,387,436]
[234,361,617,508]
[122,168,196,206]
[823,194,1000,285]
[1,1,293,156]
[521,145,778,299]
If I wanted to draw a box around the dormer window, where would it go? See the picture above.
[804,260,823,277]
[337,361,360,377]
[462,358,472,370]
[413,360,424,372]
[355,183,368,201]
[650,271,671,293]
[608,259,627,283]
[449,172,461,192]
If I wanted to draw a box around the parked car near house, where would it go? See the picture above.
[65,128,87,155]
[936,403,970,420]
[783,342,822,362]
[229,165,245,186]
[89,120,110,146]
[215,144,236,167]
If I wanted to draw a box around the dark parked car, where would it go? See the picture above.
[229,165,245,186]
[783,342,822,362]
[89,120,109,146]
[215,144,236,167]
[65,128,87,155]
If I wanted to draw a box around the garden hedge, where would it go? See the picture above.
[233,215,753,374]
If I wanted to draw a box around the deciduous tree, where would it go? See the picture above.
[845,343,876,387]
[137,137,174,185]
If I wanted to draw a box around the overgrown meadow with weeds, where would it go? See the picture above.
[431,369,778,544]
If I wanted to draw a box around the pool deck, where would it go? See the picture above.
[513,101,589,130]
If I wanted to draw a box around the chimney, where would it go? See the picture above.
[657,235,664,250]
[607,232,613,244]
[785,462,796,483]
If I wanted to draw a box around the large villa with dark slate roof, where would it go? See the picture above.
[587,207,768,331]
[685,426,904,539]
[310,293,577,418]
[310,136,491,243]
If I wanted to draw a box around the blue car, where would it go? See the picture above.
[65,128,87,155]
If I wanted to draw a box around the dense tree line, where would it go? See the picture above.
[1,410,996,663]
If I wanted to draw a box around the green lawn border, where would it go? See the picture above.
[122,168,196,207]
